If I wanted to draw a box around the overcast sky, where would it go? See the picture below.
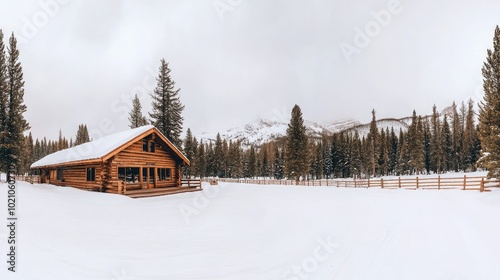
[0,0,498,140]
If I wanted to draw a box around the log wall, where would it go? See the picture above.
[43,164,104,191]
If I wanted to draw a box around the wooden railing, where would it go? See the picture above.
[181,179,202,189]
[209,175,500,192]
[15,175,40,184]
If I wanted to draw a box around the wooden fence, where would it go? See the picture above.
[15,175,40,184]
[14,175,500,192]
[206,175,500,192]
[15,176,202,188]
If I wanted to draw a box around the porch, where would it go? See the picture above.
[116,179,203,198]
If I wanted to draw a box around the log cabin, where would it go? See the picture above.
[30,125,201,198]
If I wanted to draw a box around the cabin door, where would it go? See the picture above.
[142,167,156,188]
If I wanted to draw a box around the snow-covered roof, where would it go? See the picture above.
[31,125,188,168]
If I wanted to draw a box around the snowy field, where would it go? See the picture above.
[1,180,500,280]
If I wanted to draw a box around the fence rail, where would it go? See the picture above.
[205,175,500,192]
[181,179,202,189]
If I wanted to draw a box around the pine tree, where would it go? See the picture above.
[206,142,214,177]
[33,138,41,162]
[309,143,322,180]
[284,105,309,183]
[227,140,242,178]
[190,137,198,176]
[0,30,8,171]
[242,152,249,178]
[423,120,432,174]
[195,140,206,178]
[20,132,33,175]
[339,133,351,178]
[129,94,148,129]
[222,139,229,178]
[350,131,362,178]
[406,111,425,174]
[74,124,90,146]
[479,26,500,178]
[261,147,269,178]
[213,133,224,177]
[378,128,388,176]
[331,133,341,177]
[415,116,426,174]
[57,129,69,151]
[474,125,482,169]
[247,145,257,178]
[3,33,29,171]
[149,59,184,147]
[463,99,480,171]
[441,115,453,171]
[430,105,443,173]
[367,109,379,177]
[323,135,333,179]
[273,145,284,179]
[451,102,463,171]
[183,128,195,178]
[256,157,262,179]
[41,137,48,158]
[397,129,408,175]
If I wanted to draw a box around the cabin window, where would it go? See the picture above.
[118,167,140,183]
[157,168,171,181]
[142,140,156,153]
[86,167,96,181]
[56,168,63,181]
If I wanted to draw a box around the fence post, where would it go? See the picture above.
[398,177,401,188]
[354,178,357,188]
[416,177,419,189]
[381,178,384,189]
[368,179,370,188]
[480,178,485,192]
[463,175,466,190]
[438,175,441,190]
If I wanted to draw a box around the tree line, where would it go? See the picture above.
[180,101,481,180]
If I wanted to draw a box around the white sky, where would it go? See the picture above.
[0,0,497,140]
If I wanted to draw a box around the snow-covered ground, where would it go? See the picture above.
[1,180,499,280]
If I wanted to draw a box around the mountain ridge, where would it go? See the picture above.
[195,108,450,147]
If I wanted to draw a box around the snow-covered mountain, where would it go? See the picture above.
[196,108,452,147]
[197,120,289,147]
[197,119,361,146]
[196,119,362,147]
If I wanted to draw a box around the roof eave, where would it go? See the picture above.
[30,158,104,169]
